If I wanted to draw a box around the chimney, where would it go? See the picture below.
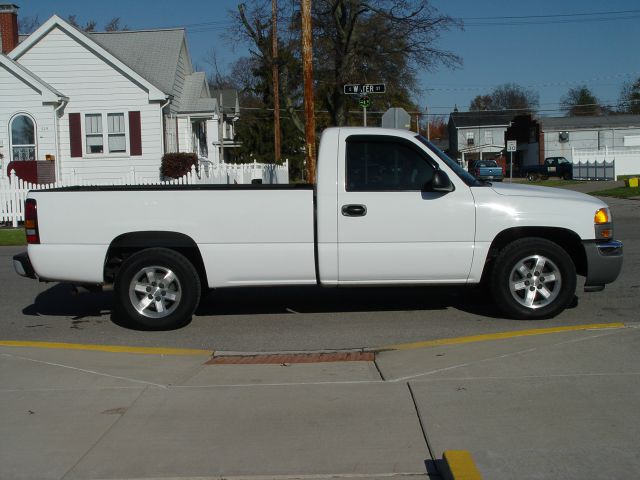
[0,4,19,54]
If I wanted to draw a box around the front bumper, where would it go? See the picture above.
[583,240,623,290]
[13,252,37,279]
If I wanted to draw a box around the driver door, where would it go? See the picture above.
[337,134,476,284]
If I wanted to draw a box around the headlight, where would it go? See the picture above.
[594,208,612,239]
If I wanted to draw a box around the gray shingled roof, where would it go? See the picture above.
[179,72,218,113]
[539,114,640,130]
[90,29,185,94]
[449,111,515,128]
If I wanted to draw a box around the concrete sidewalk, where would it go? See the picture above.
[2,323,639,479]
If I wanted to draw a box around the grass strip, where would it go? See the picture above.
[0,228,26,246]
[590,187,640,199]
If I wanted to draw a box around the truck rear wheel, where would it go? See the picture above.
[491,238,576,320]
[114,248,201,330]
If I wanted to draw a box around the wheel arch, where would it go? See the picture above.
[104,231,208,287]
[482,227,587,281]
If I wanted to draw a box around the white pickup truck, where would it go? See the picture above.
[14,128,623,329]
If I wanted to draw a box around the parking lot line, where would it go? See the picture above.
[381,323,626,351]
[0,340,213,356]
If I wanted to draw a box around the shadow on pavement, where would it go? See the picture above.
[20,283,511,330]
[196,284,502,318]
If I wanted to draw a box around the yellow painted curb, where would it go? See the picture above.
[0,341,213,357]
[382,323,626,351]
[442,450,482,480]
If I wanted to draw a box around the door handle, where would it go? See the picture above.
[341,204,367,217]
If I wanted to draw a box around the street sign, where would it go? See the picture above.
[506,140,517,183]
[381,107,411,130]
[344,83,386,94]
[358,96,371,108]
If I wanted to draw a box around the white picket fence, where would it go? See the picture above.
[572,147,640,179]
[1,160,289,227]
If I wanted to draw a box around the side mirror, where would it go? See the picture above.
[429,170,454,192]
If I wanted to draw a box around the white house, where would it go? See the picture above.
[505,114,640,177]
[0,4,233,184]
[447,110,513,165]
[538,115,640,162]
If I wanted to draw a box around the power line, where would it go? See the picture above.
[163,8,640,33]
[462,9,640,20]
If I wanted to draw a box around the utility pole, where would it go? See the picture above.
[272,0,281,163]
[425,105,430,141]
[219,92,224,163]
[301,0,316,183]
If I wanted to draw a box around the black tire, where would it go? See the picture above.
[114,248,201,330]
[563,171,572,180]
[491,238,576,320]
[526,172,538,182]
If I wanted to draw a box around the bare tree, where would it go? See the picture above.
[17,15,40,34]
[560,85,603,116]
[469,83,539,112]
[311,0,462,125]
[231,0,462,127]
[104,17,129,32]
[67,15,97,32]
[618,77,640,114]
[232,2,305,133]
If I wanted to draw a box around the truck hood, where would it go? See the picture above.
[489,182,603,204]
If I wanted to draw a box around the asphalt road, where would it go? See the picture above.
[2,195,638,353]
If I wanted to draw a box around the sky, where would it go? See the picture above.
[16,0,640,119]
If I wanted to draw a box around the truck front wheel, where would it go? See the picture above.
[114,248,201,330]
[491,238,576,319]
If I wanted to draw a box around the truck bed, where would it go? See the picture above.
[28,184,317,287]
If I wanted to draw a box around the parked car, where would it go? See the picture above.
[522,157,573,181]
[14,128,622,329]
[471,160,504,182]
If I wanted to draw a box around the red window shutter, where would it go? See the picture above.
[129,111,142,156]
[69,113,82,158]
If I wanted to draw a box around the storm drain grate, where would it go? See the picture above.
[206,351,374,365]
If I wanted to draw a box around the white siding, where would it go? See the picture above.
[177,117,192,153]
[17,27,164,183]
[170,42,193,115]
[544,127,640,162]
[0,64,57,176]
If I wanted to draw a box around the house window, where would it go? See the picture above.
[466,132,475,146]
[85,114,104,153]
[108,113,126,152]
[10,114,36,161]
[85,112,127,154]
[484,130,493,145]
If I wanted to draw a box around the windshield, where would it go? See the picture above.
[415,135,482,186]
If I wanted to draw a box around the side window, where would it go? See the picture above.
[10,114,36,161]
[85,114,104,153]
[84,112,128,154]
[346,137,435,191]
